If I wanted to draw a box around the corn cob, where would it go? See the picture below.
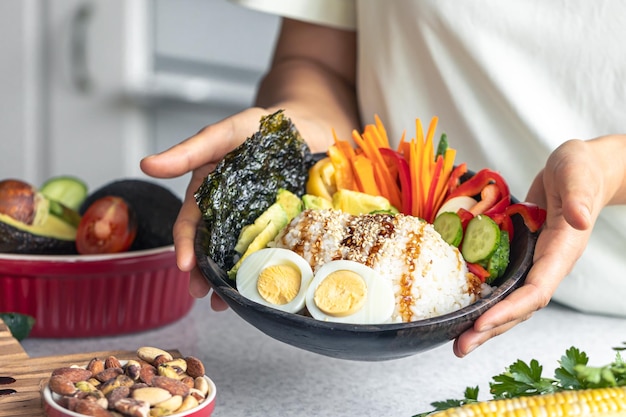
[431,387,626,417]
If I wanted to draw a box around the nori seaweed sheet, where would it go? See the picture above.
[195,110,315,270]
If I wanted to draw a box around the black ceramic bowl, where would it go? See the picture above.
[195,210,536,362]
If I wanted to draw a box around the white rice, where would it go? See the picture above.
[271,209,484,322]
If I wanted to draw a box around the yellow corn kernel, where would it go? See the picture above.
[430,387,626,417]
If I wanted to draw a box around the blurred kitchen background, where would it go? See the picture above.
[1,0,280,198]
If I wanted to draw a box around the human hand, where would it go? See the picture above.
[140,107,273,308]
[453,136,626,357]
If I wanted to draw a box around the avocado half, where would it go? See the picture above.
[0,212,77,254]
[79,179,182,251]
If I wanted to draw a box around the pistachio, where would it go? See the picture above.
[131,387,172,406]
[100,375,134,396]
[157,360,187,380]
[125,360,142,381]
[136,347,173,364]
[88,377,102,387]
[164,358,188,372]
[76,380,99,393]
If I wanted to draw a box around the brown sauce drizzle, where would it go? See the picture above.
[398,225,424,322]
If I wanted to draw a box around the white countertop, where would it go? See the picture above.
[22,299,626,417]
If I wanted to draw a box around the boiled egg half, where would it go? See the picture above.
[305,260,395,324]
[236,248,314,313]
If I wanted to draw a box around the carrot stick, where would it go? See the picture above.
[374,114,390,147]
[410,140,422,218]
[355,129,402,209]
[433,148,457,211]
[332,129,356,160]
[352,154,380,195]
[424,155,444,222]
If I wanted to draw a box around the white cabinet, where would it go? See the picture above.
[1,0,279,197]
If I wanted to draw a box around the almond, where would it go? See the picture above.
[48,374,78,396]
[105,355,122,369]
[86,358,105,375]
[138,364,157,385]
[184,356,205,378]
[51,367,92,383]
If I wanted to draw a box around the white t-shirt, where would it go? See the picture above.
[231,0,626,316]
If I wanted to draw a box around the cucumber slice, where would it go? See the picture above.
[40,176,88,211]
[461,215,500,263]
[484,230,510,283]
[433,212,463,247]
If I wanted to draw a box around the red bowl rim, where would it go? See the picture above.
[0,244,175,263]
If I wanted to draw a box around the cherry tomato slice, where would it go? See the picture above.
[76,196,137,254]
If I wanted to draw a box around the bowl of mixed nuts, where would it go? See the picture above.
[41,346,216,417]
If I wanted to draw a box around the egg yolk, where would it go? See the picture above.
[256,264,301,305]
[313,270,367,317]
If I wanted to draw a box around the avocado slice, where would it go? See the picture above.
[228,218,284,279]
[276,188,303,219]
[0,212,77,254]
[302,194,333,210]
[234,203,288,254]
[233,189,302,255]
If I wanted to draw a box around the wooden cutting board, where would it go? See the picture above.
[0,319,177,417]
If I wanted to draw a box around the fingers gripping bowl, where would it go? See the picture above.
[195,214,536,361]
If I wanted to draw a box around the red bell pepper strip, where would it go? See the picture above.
[379,148,412,215]
[456,207,474,230]
[447,163,468,194]
[447,168,510,203]
[467,262,490,283]
[489,212,515,242]
[505,202,547,233]
[483,195,511,217]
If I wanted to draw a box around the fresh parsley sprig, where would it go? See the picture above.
[414,343,626,416]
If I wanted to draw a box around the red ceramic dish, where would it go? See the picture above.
[0,245,194,337]
[42,375,217,417]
